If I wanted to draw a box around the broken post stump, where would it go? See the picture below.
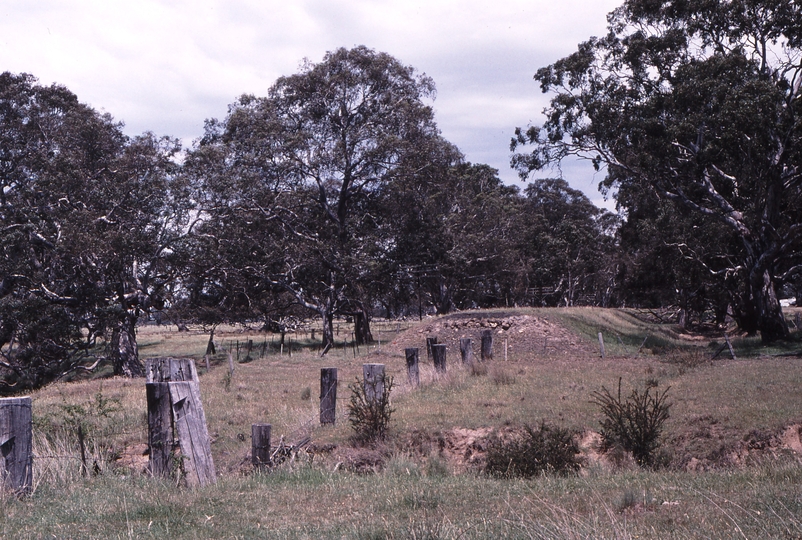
[459,338,473,364]
[0,397,32,495]
[432,344,447,373]
[405,348,420,387]
[145,358,215,487]
[481,330,493,362]
[363,363,385,404]
[145,357,198,383]
[146,382,173,478]
[169,381,216,487]
[320,368,338,425]
[251,424,272,469]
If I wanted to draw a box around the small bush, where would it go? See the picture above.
[347,374,395,444]
[591,378,671,468]
[485,423,581,478]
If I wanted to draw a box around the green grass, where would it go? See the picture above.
[3,461,802,538]
[6,309,802,538]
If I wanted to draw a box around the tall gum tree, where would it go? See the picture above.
[512,0,802,342]
[0,73,185,386]
[189,47,446,353]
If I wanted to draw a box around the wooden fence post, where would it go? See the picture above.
[432,344,447,373]
[481,330,493,362]
[0,397,32,495]
[251,424,271,469]
[169,381,216,487]
[426,337,438,362]
[363,364,385,404]
[146,382,173,478]
[146,357,198,383]
[598,332,606,358]
[227,351,235,377]
[145,358,215,487]
[320,368,338,425]
[459,338,473,364]
[405,348,420,387]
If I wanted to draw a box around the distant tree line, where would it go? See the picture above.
[3,0,801,390]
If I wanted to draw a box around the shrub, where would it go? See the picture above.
[591,377,671,468]
[485,423,581,478]
[347,374,395,443]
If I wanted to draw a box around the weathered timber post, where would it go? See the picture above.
[145,358,215,487]
[459,338,473,364]
[432,344,447,373]
[146,382,173,478]
[169,381,216,487]
[426,337,438,362]
[320,368,338,425]
[227,351,235,377]
[0,397,32,495]
[405,348,420,387]
[598,332,606,359]
[363,363,385,404]
[481,330,493,362]
[146,357,198,383]
[251,423,272,469]
[204,354,211,373]
[504,339,508,362]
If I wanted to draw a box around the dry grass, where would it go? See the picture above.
[4,309,802,538]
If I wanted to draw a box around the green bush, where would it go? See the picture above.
[347,374,395,444]
[485,423,581,478]
[591,378,671,468]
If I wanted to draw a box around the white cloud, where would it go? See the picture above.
[0,0,621,204]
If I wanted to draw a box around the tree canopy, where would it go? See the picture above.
[0,73,187,389]
[187,46,450,352]
[512,0,802,341]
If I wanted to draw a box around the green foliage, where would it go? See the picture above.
[347,374,395,444]
[485,423,581,478]
[512,0,802,340]
[591,378,671,468]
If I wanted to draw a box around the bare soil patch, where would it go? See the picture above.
[389,311,596,359]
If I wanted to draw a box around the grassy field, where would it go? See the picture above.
[3,308,802,538]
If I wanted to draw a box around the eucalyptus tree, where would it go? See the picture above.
[512,0,802,341]
[379,162,526,315]
[518,179,617,307]
[0,72,186,388]
[189,47,446,352]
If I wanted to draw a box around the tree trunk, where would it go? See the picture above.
[111,315,145,377]
[752,268,789,343]
[353,303,373,345]
[320,310,335,355]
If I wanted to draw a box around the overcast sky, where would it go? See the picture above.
[1,0,621,208]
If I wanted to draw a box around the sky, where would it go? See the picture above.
[1,0,622,208]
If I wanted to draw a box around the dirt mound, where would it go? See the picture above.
[390,311,594,359]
